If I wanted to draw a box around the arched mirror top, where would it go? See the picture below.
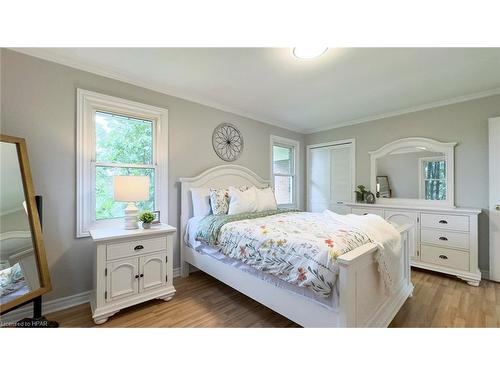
[369,137,456,207]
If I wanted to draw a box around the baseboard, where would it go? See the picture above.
[1,267,182,324]
[0,290,91,323]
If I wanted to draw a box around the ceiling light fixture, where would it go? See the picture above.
[292,47,328,59]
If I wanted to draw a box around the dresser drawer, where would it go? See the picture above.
[107,236,167,261]
[351,207,384,217]
[420,245,469,271]
[421,213,469,232]
[421,228,469,250]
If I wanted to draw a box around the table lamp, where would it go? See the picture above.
[113,175,150,229]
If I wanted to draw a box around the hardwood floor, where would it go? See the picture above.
[46,268,500,328]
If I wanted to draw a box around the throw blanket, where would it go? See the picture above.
[195,210,373,297]
[324,211,402,293]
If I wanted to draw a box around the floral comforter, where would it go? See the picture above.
[195,210,372,297]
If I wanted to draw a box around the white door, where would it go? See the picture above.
[385,210,419,261]
[308,146,331,212]
[140,252,167,292]
[107,258,139,301]
[330,145,353,214]
[308,142,354,214]
[489,117,500,281]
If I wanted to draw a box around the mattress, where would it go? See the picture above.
[185,215,338,309]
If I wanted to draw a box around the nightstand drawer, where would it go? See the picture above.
[421,213,469,232]
[421,228,469,250]
[107,236,167,261]
[420,245,469,271]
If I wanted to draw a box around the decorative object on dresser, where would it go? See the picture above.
[364,192,376,204]
[89,224,176,324]
[212,123,244,162]
[152,210,161,225]
[138,211,155,229]
[113,175,150,230]
[376,176,391,198]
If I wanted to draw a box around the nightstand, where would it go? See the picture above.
[89,224,176,324]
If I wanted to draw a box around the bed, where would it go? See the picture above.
[180,165,413,327]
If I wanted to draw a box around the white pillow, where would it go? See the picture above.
[227,186,258,215]
[255,187,278,212]
[190,187,211,217]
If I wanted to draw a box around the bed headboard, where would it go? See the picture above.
[179,165,270,275]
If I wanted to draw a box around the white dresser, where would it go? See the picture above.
[346,203,481,286]
[89,224,176,324]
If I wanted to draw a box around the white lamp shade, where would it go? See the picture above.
[113,175,150,202]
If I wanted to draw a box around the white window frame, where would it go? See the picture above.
[270,135,300,208]
[418,156,446,200]
[76,89,168,237]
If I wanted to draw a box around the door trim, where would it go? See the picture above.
[489,117,500,281]
[306,139,356,212]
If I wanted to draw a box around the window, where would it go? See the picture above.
[77,90,168,237]
[419,157,446,200]
[270,135,299,207]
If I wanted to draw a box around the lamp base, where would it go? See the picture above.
[124,202,139,230]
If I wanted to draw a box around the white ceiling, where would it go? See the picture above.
[14,48,500,133]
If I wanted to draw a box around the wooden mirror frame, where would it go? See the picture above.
[369,137,457,208]
[0,134,52,314]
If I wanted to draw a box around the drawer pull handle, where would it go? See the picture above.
[439,255,448,260]
[438,220,448,224]
[134,245,144,251]
[439,236,448,241]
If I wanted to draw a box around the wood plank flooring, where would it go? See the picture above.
[46,269,500,328]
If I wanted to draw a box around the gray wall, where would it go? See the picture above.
[0,49,305,301]
[306,94,500,273]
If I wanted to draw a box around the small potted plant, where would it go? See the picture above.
[139,211,155,229]
[354,185,368,202]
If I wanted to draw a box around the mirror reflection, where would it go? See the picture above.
[376,146,447,200]
[0,142,40,305]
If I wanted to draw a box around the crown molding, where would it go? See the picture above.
[305,87,500,134]
[9,48,305,134]
[8,49,500,136]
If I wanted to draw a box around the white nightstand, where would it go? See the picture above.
[89,224,176,324]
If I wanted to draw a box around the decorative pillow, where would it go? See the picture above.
[209,186,249,215]
[209,188,230,215]
[228,186,258,215]
[255,187,278,212]
[190,187,212,217]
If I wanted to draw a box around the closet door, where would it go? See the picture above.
[329,145,353,214]
[308,146,331,212]
[308,142,354,214]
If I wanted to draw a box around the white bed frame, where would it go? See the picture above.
[180,165,413,327]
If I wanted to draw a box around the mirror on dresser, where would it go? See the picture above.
[370,137,456,207]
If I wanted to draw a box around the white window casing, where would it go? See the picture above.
[76,89,168,237]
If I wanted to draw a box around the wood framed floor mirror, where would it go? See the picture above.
[0,134,58,327]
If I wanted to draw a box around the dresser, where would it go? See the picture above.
[346,203,481,286]
[89,224,176,324]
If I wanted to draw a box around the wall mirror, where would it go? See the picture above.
[0,135,52,315]
[370,137,456,207]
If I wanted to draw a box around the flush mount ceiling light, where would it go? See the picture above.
[292,47,328,59]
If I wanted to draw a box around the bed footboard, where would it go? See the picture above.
[336,224,413,327]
